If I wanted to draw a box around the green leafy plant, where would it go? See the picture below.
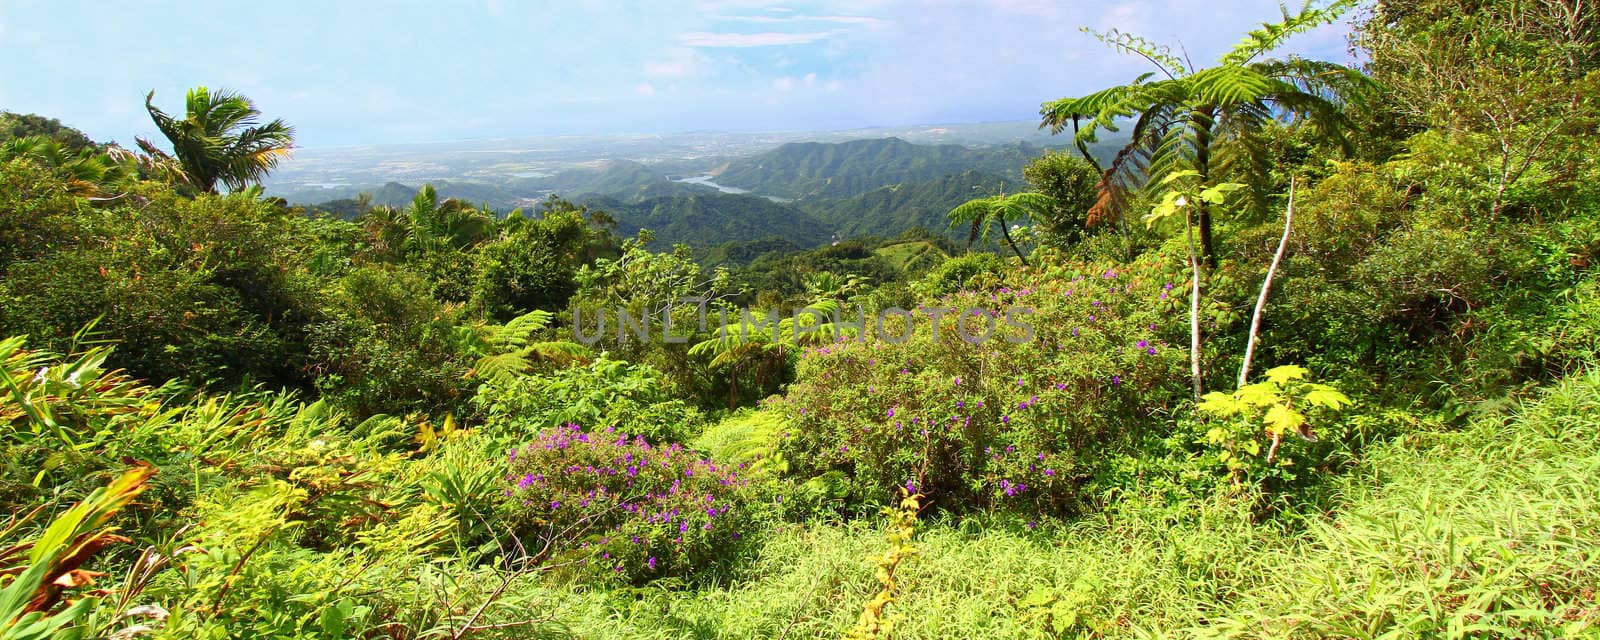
[0,465,154,640]
[848,488,921,640]
[946,192,1057,266]
[1196,364,1352,480]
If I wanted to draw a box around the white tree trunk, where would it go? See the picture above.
[1185,209,1204,401]
[1238,177,1296,388]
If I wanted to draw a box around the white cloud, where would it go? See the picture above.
[678,30,843,47]
[635,82,658,95]
[773,76,796,91]
[803,72,817,87]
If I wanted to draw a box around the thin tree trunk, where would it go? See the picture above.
[1239,177,1295,388]
[1192,107,1219,269]
[999,219,1032,267]
[1185,208,1204,401]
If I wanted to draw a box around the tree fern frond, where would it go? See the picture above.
[1083,27,1189,77]
[1220,0,1357,66]
[494,310,555,350]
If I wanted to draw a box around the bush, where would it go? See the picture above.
[777,258,1191,516]
[0,170,326,390]
[475,357,700,443]
[916,252,1009,298]
[308,265,473,418]
[500,424,756,583]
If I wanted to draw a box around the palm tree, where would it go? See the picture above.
[946,192,1056,267]
[139,87,294,194]
[358,185,497,261]
[1040,0,1367,266]
[403,185,497,253]
[0,136,126,196]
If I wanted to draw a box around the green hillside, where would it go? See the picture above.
[581,192,833,249]
[714,137,1047,200]
[802,170,1022,240]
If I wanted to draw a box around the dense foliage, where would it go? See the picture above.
[3,0,1599,637]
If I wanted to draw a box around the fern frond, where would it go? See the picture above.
[1220,0,1357,66]
[1083,27,1188,77]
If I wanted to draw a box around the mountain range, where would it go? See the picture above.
[285,134,1122,249]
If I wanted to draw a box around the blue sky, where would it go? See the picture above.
[1,1,1353,148]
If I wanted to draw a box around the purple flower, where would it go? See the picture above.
[1111,375,1122,386]
[647,557,657,570]
[887,408,895,418]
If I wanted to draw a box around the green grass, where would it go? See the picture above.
[500,371,1600,639]
[874,240,948,272]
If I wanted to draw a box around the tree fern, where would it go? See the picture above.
[459,310,590,382]
[946,192,1056,266]
[1039,1,1367,264]
[696,410,791,477]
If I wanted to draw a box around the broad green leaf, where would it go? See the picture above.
[1234,383,1280,408]
[1264,365,1309,386]
[1264,404,1305,436]
[1197,391,1239,416]
[1303,384,1352,410]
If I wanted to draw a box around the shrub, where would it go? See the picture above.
[308,265,473,418]
[777,259,1191,516]
[915,252,1008,298]
[0,172,325,390]
[500,424,756,583]
[475,357,700,443]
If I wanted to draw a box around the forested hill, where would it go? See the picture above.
[712,137,1049,200]
[800,170,1021,240]
[580,191,833,249]
[284,134,1128,247]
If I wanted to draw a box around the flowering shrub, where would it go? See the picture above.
[776,257,1193,516]
[501,424,756,583]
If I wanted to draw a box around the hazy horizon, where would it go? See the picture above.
[2,1,1352,148]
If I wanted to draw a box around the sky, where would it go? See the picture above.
[0,0,1354,148]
